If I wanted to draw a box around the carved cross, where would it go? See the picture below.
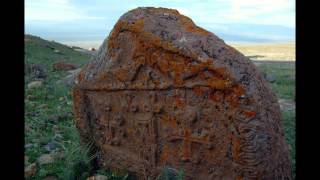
[167,107,213,162]
[168,129,213,162]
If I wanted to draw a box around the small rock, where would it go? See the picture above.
[25,156,29,164]
[52,125,60,133]
[49,112,72,123]
[42,175,58,180]
[52,61,76,71]
[27,81,43,89]
[47,95,54,99]
[57,68,82,87]
[45,44,55,50]
[37,154,55,165]
[59,97,64,101]
[53,49,61,53]
[26,95,36,100]
[262,72,276,83]
[25,143,34,149]
[87,175,109,180]
[25,163,37,178]
[55,151,65,160]
[67,68,81,74]
[25,64,47,79]
[38,104,48,109]
[44,141,58,152]
[278,99,295,111]
[25,124,32,132]
[52,133,63,140]
[48,115,59,123]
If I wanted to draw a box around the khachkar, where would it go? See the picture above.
[73,7,292,180]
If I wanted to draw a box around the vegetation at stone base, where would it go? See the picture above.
[25,34,295,179]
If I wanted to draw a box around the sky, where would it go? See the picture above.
[25,0,295,49]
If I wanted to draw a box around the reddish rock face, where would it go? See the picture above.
[73,7,292,180]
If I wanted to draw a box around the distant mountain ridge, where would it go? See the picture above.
[26,21,294,46]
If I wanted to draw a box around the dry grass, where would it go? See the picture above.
[230,43,295,61]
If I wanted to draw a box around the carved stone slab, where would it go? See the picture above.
[73,7,292,180]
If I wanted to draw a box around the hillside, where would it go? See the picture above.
[25,35,100,180]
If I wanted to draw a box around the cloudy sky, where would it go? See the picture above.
[25,0,295,48]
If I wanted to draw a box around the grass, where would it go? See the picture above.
[25,34,295,179]
[258,63,295,100]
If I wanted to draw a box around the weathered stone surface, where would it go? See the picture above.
[73,7,291,180]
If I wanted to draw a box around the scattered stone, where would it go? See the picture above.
[262,72,276,83]
[278,98,295,111]
[25,111,40,117]
[25,124,32,132]
[52,61,76,71]
[25,143,34,149]
[25,64,47,79]
[25,156,29,164]
[57,68,82,87]
[53,49,61,54]
[52,133,63,140]
[38,104,48,109]
[266,74,276,83]
[45,44,55,50]
[44,141,58,152]
[54,151,65,160]
[49,112,72,124]
[67,68,82,75]
[37,154,55,166]
[25,163,37,178]
[47,95,54,99]
[26,95,36,100]
[73,48,96,56]
[59,97,64,101]
[73,7,292,179]
[52,125,60,133]
[86,175,109,180]
[27,81,43,89]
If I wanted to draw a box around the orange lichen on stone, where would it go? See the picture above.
[242,110,257,118]
[206,76,232,89]
[114,69,129,82]
[160,144,169,162]
[161,114,178,128]
[178,14,211,36]
[209,90,223,102]
[174,97,186,108]
[181,129,192,161]
[232,84,245,96]
[231,136,241,163]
